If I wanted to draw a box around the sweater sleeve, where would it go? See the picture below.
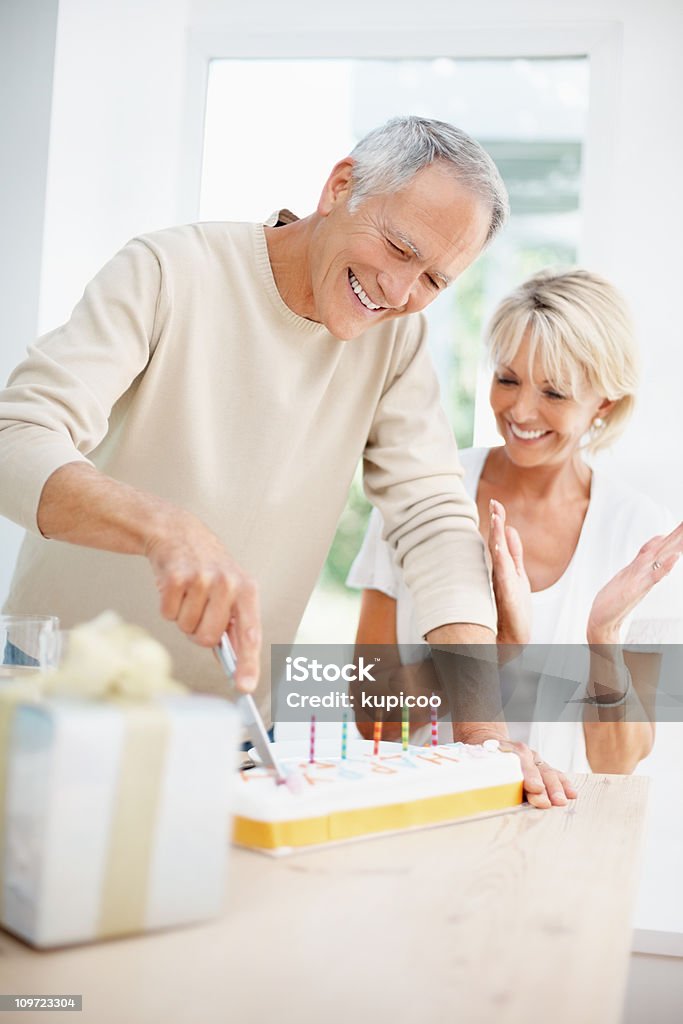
[362,314,496,637]
[0,239,163,532]
[345,506,400,598]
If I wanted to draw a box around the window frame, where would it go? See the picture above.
[179,22,622,277]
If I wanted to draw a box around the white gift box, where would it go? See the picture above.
[0,693,238,948]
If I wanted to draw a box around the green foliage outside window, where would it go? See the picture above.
[320,465,372,590]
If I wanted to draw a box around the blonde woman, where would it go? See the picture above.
[348,269,683,773]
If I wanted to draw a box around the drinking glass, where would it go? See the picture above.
[0,615,60,679]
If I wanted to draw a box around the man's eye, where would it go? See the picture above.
[387,240,405,255]
[426,276,440,291]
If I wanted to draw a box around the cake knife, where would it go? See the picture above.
[213,632,286,783]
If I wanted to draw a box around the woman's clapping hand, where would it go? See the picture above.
[488,498,532,646]
[587,522,683,643]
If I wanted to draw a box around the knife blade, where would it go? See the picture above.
[213,632,286,783]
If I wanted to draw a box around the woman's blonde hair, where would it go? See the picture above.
[485,268,639,453]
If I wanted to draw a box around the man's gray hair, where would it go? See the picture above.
[348,116,509,245]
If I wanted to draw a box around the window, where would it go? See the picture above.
[200,57,589,641]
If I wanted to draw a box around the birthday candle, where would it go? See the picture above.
[401,704,409,752]
[430,703,438,747]
[309,714,316,764]
[373,717,383,758]
[341,712,348,760]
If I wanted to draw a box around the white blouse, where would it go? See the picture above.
[347,447,683,769]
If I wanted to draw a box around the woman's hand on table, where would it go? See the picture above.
[456,725,577,808]
[488,499,532,646]
[587,521,683,644]
[500,740,578,808]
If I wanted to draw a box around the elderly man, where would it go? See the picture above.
[0,116,574,807]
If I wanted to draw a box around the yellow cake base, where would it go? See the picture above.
[233,780,523,851]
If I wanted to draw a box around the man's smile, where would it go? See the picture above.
[348,270,387,312]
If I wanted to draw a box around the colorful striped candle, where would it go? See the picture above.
[341,712,348,760]
[402,704,410,752]
[309,714,316,764]
[430,703,438,747]
[373,717,383,758]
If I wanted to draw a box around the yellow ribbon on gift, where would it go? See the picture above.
[0,663,179,937]
[96,703,169,938]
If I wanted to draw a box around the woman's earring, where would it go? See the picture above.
[592,416,605,430]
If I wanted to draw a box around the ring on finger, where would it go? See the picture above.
[652,560,662,571]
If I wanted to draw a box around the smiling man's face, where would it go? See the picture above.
[306,159,492,340]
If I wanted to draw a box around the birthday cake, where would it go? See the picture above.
[232,739,524,854]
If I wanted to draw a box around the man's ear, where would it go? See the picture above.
[317,158,355,216]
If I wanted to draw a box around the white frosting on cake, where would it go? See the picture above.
[234,740,523,823]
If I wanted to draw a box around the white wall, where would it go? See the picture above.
[2,0,681,601]
[38,0,190,333]
[0,0,59,597]
[575,0,683,499]
[0,0,189,598]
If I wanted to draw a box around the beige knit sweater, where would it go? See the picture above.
[0,220,494,720]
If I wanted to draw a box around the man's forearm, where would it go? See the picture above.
[452,720,509,744]
[37,462,176,555]
[36,462,262,687]
[429,625,508,743]
[422,622,577,807]
[426,623,495,644]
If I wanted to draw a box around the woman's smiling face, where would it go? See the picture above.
[490,333,612,469]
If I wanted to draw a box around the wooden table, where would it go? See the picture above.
[0,774,648,1024]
